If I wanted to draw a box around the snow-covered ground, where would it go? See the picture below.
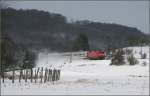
[1,46,149,95]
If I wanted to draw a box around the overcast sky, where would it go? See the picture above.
[4,1,149,34]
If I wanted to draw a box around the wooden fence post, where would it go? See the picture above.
[54,69,57,81]
[23,70,25,79]
[52,69,56,84]
[40,67,43,83]
[19,69,23,83]
[48,69,52,82]
[12,70,15,83]
[25,69,28,82]
[44,68,48,83]
[34,69,37,83]
[30,68,33,83]
[2,72,5,83]
[56,69,58,81]
[35,68,40,83]
[58,69,60,80]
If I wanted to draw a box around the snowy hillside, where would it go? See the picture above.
[1,46,149,95]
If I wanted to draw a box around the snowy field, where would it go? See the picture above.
[1,46,149,95]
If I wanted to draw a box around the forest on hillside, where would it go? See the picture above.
[1,7,150,74]
[1,8,150,52]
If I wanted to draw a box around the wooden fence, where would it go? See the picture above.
[1,67,61,84]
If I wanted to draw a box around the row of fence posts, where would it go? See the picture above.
[1,67,61,84]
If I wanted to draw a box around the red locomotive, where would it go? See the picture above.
[87,50,106,60]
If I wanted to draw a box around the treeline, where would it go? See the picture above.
[0,33,37,74]
[1,8,150,52]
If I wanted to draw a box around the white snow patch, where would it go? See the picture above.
[1,46,149,95]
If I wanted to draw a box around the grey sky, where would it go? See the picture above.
[4,1,149,34]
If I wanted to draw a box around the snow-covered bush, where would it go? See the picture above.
[127,54,139,65]
[110,49,125,65]
[110,48,139,66]
[141,53,147,59]
[141,61,147,66]
[126,49,133,55]
[126,48,139,65]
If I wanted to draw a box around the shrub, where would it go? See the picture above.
[126,49,133,55]
[22,49,37,69]
[127,54,139,65]
[141,53,147,59]
[141,61,147,66]
[110,49,125,65]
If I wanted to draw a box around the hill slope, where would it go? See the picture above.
[1,8,149,51]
